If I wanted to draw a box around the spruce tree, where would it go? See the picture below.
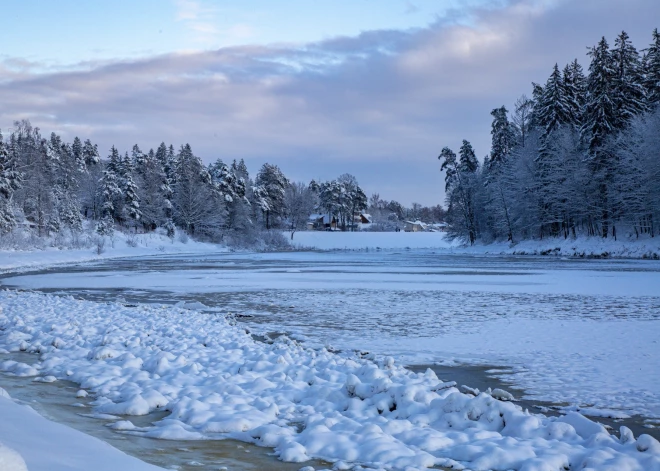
[255,163,289,229]
[458,140,479,173]
[611,30,647,128]
[0,132,21,234]
[643,28,660,108]
[538,64,573,136]
[563,59,587,127]
[489,106,516,169]
[82,139,100,166]
[581,37,616,153]
[122,152,141,226]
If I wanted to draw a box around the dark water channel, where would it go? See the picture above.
[0,351,331,471]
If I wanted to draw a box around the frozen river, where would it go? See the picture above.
[2,250,660,422]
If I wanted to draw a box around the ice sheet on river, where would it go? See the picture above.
[1,290,659,471]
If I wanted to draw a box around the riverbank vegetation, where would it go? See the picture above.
[440,29,660,245]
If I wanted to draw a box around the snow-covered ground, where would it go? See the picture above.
[0,387,163,471]
[0,229,223,274]
[1,290,659,471]
[291,231,455,250]
[292,230,660,258]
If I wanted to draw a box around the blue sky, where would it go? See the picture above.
[3,0,487,68]
[2,0,659,205]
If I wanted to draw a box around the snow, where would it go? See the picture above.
[291,231,455,250]
[291,230,660,258]
[0,229,223,274]
[3,250,659,422]
[0,387,163,471]
[1,290,659,470]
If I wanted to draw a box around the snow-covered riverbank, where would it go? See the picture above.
[291,231,660,258]
[0,387,163,471]
[1,290,659,470]
[0,229,223,274]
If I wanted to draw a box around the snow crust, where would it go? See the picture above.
[1,290,659,470]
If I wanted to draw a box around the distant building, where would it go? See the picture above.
[308,214,338,230]
[403,220,426,232]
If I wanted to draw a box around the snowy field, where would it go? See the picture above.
[291,231,455,250]
[1,290,660,471]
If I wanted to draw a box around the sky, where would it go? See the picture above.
[1,0,658,205]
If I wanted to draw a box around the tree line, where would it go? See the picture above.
[0,120,440,246]
[439,29,660,244]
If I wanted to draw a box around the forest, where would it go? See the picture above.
[0,121,442,248]
[440,29,660,244]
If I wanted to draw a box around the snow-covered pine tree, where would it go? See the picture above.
[439,146,478,244]
[528,82,545,131]
[172,144,219,235]
[254,163,289,229]
[134,148,167,231]
[48,134,83,232]
[131,144,147,169]
[563,59,587,128]
[611,30,647,128]
[459,140,479,173]
[488,106,516,170]
[71,137,86,173]
[121,152,141,228]
[0,131,21,234]
[537,64,573,137]
[99,146,123,224]
[82,139,100,166]
[643,28,660,109]
[581,37,616,154]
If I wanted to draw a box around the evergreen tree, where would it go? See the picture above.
[528,82,545,130]
[172,144,219,235]
[439,146,478,244]
[459,140,479,173]
[581,37,616,153]
[563,59,587,127]
[611,30,647,127]
[122,152,141,227]
[132,144,147,169]
[489,106,516,169]
[82,139,100,166]
[99,146,123,223]
[0,132,21,234]
[537,64,573,136]
[643,28,660,108]
[255,163,289,229]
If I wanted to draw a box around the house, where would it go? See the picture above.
[355,213,372,224]
[403,220,426,232]
[308,214,338,230]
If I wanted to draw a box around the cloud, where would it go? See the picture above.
[1,0,659,205]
